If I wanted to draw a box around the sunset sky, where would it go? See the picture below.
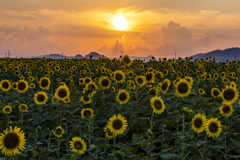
[1,0,240,59]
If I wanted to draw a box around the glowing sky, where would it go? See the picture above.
[1,0,240,59]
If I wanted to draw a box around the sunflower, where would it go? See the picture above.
[205,118,222,138]
[135,75,146,88]
[148,87,158,96]
[69,137,87,155]
[220,103,233,117]
[175,79,192,98]
[81,94,92,104]
[191,113,206,133]
[103,124,116,139]
[116,89,130,104]
[129,81,136,90]
[0,79,11,92]
[16,79,29,93]
[53,126,65,138]
[18,104,28,112]
[221,85,239,104]
[29,83,35,89]
[158,79,171,94]
[113,70,126,84]
[122,55,133,67]
[150,96,166,115]
[39,77,51,90]
[98,76,111,90]
[3,106,12,114]
[55,85,70,101]
[211,87,221,98]
[145,72,155,84]
[111,87,115,92]
[52,97,59,103]
[184,76,194,86]
[81,108,94,119]
[34,91,48,105]
[0,126,26,156]
[84,77,92,85]
[198,88,205,94]
[107,114,128,135]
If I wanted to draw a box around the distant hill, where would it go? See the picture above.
[190,47,240,62]
[84,52,104,59]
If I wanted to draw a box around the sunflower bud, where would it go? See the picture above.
[189,110,194,116]
[90,144,96,151]
[115,150,123,156]
[162,125,167,128]
[173,110,179,114]
[147,129,153,135]
[37,126,42,131]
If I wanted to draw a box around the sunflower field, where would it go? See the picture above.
[0,55,240,160]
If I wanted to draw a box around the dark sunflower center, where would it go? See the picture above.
[13,84,17,88]
[162,83,168,91]
[119,93,127,101]
[84,110,91,117]
[223,89,235,100]
[177,83,188,94]
[107,129,114,136]
[5,108,10,112]
[137,78,143,84]
[83,96,89,102]
[209,122,218,133]
[88,84,96,90]
[56,129,62,135]
[74,141,83,150]
[37,94,45,102]
[2,82,9,89]
[20,106,26,110]
[213,90,219,96]
[194,118,203,128]
[18,82,26,90]
[4,133,19,149]
[146,74,152,81]
[41,79,49,87]
[131,82,134,87]
[154,100,162,110]
[149,89,156,95]
[101,79,109,87]
[123,57,130,63]
[85,79,90,84]
[222,105,230,113]
[112,119,123,130]
[164,71,167,74]
[58,89,67,98]
[115,73,123,81]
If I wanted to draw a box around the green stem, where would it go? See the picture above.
[88,118,92,157]
[7,114,9,129]
[113,136,116,154]
[181,113,185,160]
[225,132,227,159]
[57,138,60,159]
[20,112,23,128]
[35,128,38,160]
[47,130,51,156]
[162,127,164,150]
[65,123,69,155]
[201,134,208,159]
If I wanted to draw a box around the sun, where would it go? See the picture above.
[113,15,129,31]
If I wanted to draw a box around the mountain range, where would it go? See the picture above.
[8,47,240,63]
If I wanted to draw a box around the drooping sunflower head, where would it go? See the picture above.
[103,124,116,139]
[205,118,222,138]
[0,79,11,92]
[81,108,94,119]
[175,79,192,98]
[16,79,29,93]
[52,97,59,103]
[69,137,87,155]
[122,55,132,67]
[18,104,28,112]
[39,77,51,90]
[34,91,48,105]
[116,89,130,105]
[191,113,206,133]
[221,85,239,104]
[107,114,128,135]
[3,105,12,114]
[53,126,65,138]
[198,88,205,95]
[0,126,26,156]
[220,103,233,117]
[150,96,166,115]
[55,85,70,101]
[159,79,171,94]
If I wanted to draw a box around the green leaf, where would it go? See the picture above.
[230,138,240,147]
[115,142,127,150]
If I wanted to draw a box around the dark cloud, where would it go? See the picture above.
[140,33,148,41]
[160,21,211,55]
